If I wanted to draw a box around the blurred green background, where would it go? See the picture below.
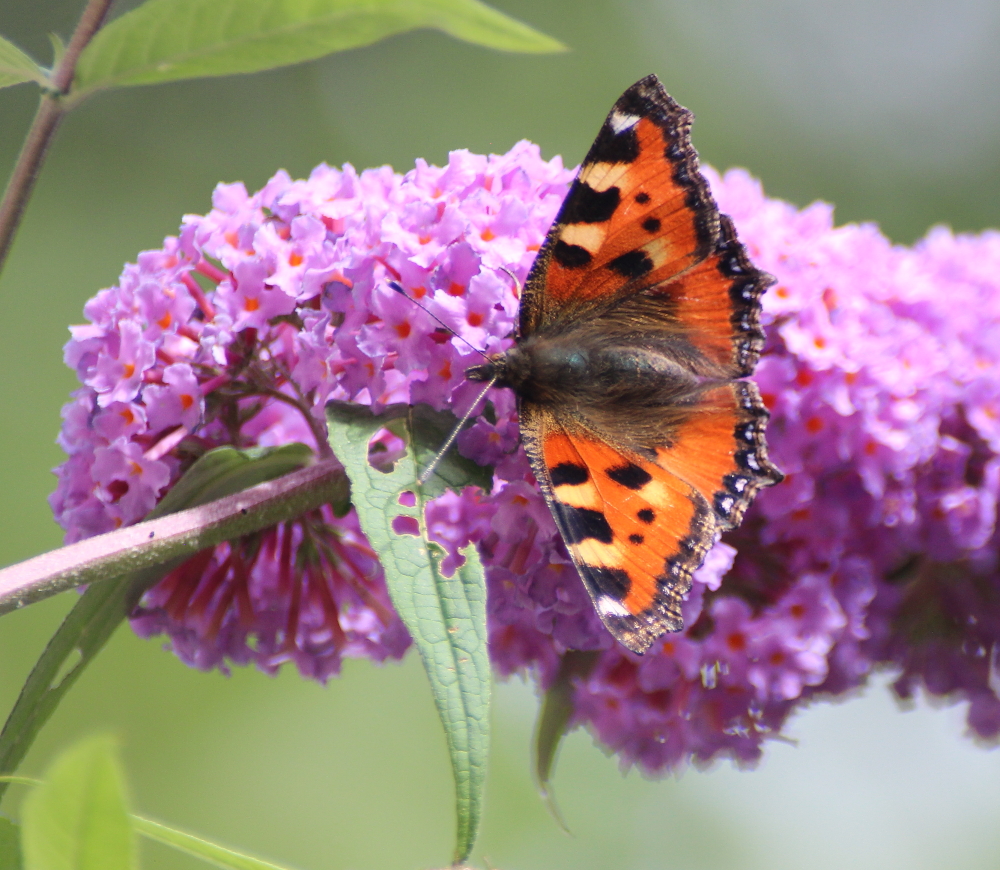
[4,1,1000,867]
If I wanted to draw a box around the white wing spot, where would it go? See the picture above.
[597,595,632,618]
[609,111,641,134]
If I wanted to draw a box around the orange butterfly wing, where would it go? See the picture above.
[650,214,769,378]
[653,381,778,531]
[523,408,714,649]
[522,378,777,653]
[520,76,718,333]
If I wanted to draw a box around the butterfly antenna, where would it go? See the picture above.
[418,375,498,485]
[387,280,490,362]
[498,264,521,296]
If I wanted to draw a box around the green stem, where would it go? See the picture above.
[0,458,349,802]
[133,815,303,870]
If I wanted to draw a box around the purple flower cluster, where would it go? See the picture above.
[52,144,1000,770]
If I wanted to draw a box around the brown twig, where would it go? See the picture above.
[0,0,115,276]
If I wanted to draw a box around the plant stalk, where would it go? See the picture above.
[0,460,348,615]
[0,0,115,276]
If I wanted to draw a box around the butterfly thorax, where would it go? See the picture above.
[466,333,703,416]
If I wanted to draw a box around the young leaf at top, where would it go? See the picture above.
[326,401,491,865]
[21,736,135,870]
[72,0,565,98]
[0,36,46,90]
[47,34,66,73]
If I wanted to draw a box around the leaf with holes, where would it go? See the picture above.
[326,401,490,865]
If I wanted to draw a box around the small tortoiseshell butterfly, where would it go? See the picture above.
[467,74,783,654]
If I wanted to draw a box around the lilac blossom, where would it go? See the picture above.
[51,143,1000,770]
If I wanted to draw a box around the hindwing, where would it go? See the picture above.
[521,407,708,653]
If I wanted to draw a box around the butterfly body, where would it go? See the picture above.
[467,328,707,452]
[467,75,782,654]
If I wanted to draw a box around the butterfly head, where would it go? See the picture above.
[465,344,552,399]
[464,358,499,384]
[465,349,526,392]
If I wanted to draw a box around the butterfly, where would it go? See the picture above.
[466,74,783,654]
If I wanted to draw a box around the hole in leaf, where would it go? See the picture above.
[368,427,407,473]
[393,514,420,537]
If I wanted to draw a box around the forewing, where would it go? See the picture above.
[520,404,717,654]
[520,74,720,335]
[647,214,774,378]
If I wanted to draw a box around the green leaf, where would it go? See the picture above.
[533,650,600,828]
[0,580,143,809]
[21,736,134,870]
[0,444,317,801]
[0,35,46,90]
[372,402,493,499]
[47,34,66,71]
[73,0,565,97]
[326,402,491,865]
[132,815,301,870]
[149,443,318,518]
[0,816,22,870]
